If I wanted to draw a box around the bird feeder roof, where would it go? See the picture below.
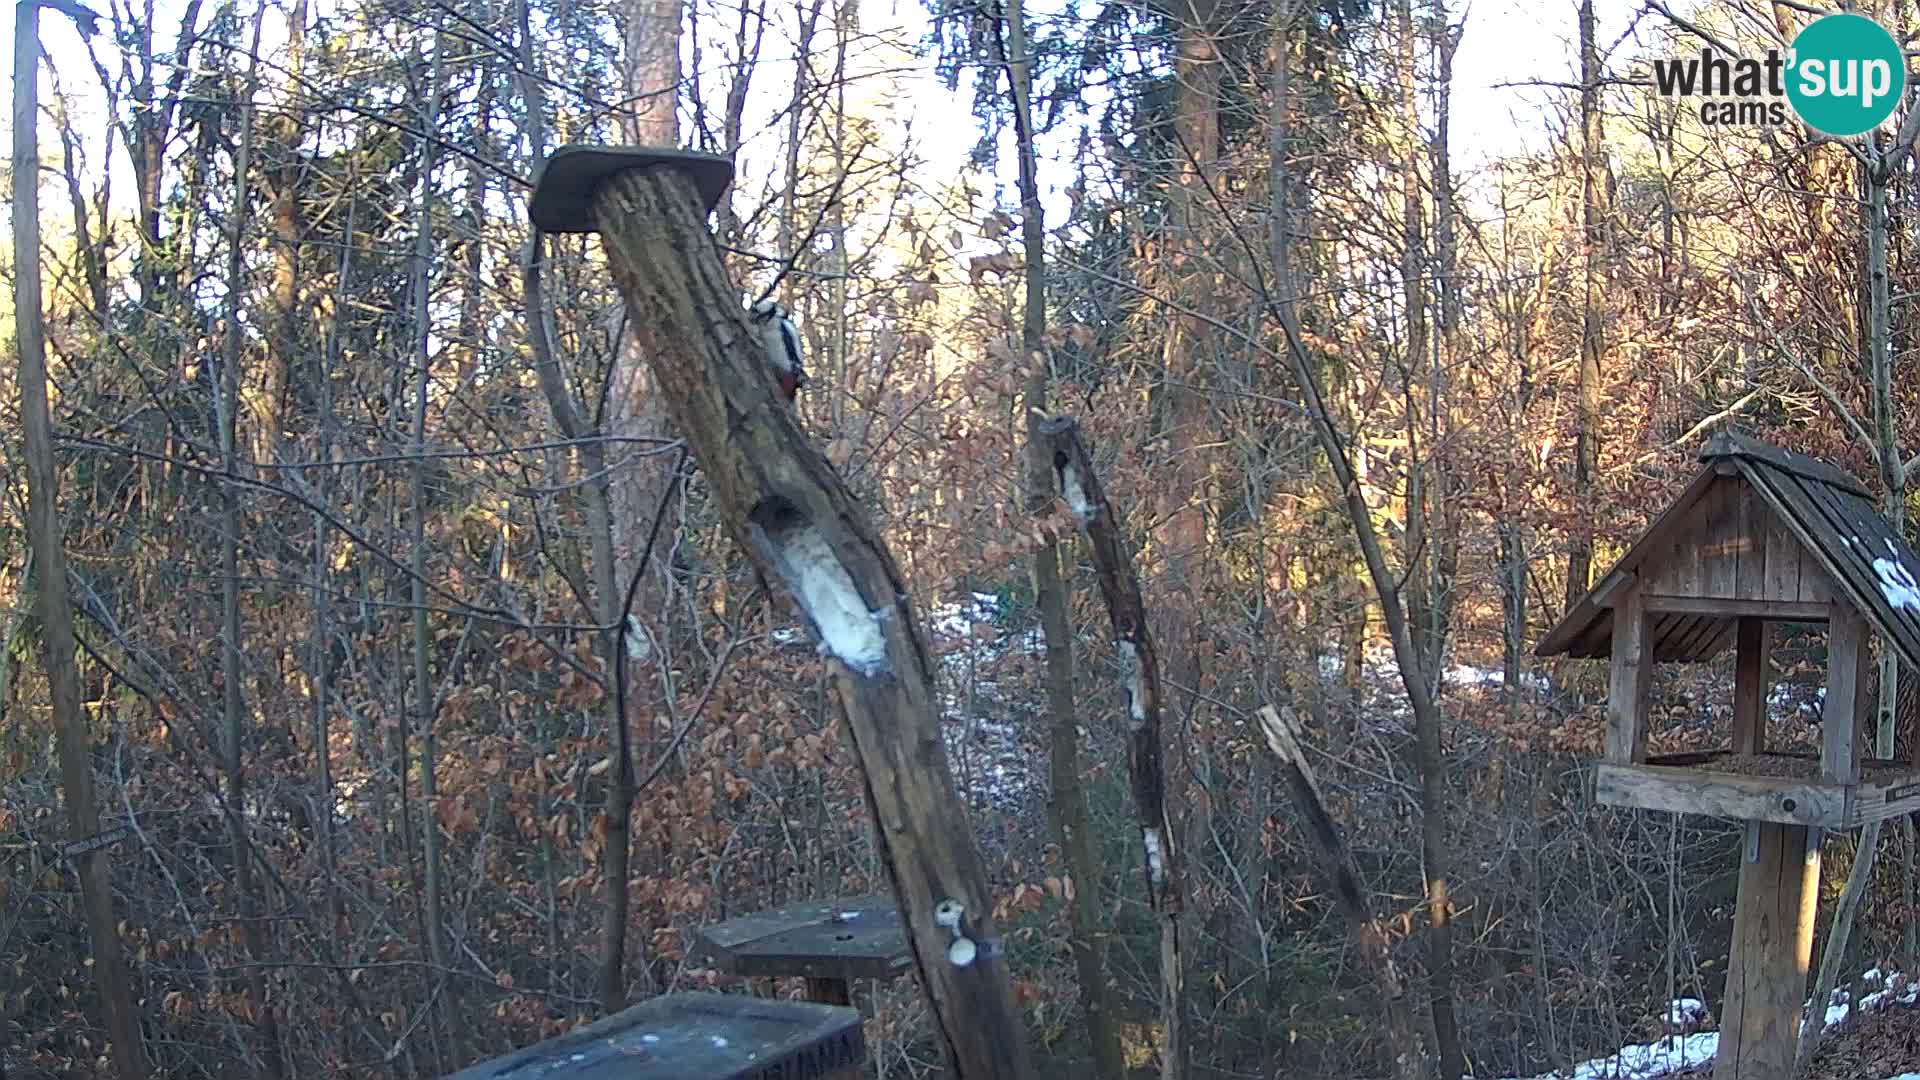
[1536,432,1920,668]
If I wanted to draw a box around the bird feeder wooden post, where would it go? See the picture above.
[694,895,913,1009]
[526,147,1035,1080]
[1538,432,1920,1079]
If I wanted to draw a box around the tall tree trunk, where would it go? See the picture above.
[1427,0,1461,686]
[602,0,683,1005]
[1158,8,1218,686]
[313,194,355,938]
[218,16,285,1074]
[1566,0,1604,610]
[261,0,306,467]
[513,11,648,1011]
[408,31,455,1057]
[1152,10,1219,1073]
[1001,3,1125,1075]
[14,8,151,1076]
[1267,162,1465,1080]
[1396,0,1432,683]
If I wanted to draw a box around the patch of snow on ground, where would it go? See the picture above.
[1666,998,1706,1026]
[1500,970,1917,1080]
[1498,1032,1719,1080]
[1446,664,1551,692]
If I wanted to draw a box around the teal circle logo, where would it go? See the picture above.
[1787,14,1905,137]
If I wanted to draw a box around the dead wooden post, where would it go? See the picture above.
[1036,416,1188,1080]
[693,895,913,1008]
[443,993,865,1079]
[1536,433,1920,1079]
[528,147,1035,1080]
[1256,706,1426,1080]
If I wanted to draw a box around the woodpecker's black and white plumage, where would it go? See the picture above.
[749,299,807,401]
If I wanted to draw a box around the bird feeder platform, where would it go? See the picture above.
[1596,749,1920,829]
[442,992,865,1080]
[694,896,911,1006]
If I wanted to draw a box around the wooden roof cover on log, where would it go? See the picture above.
[1536,432,1920,668]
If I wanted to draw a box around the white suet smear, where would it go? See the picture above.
[623,615,652,661]
[775,524,890,676]
[947,937,977,966]
[933,899,965,929]
[1117,640,1148,730]
[1143,827,1165,884]
[1873,556,1920,613]
[1060,461,1095,522]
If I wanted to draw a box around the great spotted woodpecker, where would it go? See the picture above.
[749,299,807,402]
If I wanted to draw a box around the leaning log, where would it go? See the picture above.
[1036,415,1188,1080]
[1257,705,1426,1080]
[530,150,1034,1080]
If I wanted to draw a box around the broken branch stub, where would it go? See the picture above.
[571,160,1034,1080]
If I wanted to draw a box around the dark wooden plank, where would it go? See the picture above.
[1670,613,1727,661]
[1702,478,1741,598]
[1664,478,1714,598]
[1696,620,1738,660]
[444,992,866,1080]
[1648,612,1698,661]
[1761,500,1803,602]
[1567,611,1615,659]
[1642,596,1829,620]
[1823,607,1870,785]
[1733,618,1769,755]
[1593,763,1848,827]
[1796,545,1836,604]
[1854,766,1920,825]
[1606,589,1654,764]
[1734,483,1768,600]
[1714,823,1819,1080]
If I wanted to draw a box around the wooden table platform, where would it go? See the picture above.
[442,992,864,1079]
[694,896,911,1005]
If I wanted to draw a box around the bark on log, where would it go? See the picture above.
[583,164,1034,1080]
[1037,416,1188,1078]
[1258,706,1427,1080]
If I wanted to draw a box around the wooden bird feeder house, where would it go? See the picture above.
[1537,431,1920,1078]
